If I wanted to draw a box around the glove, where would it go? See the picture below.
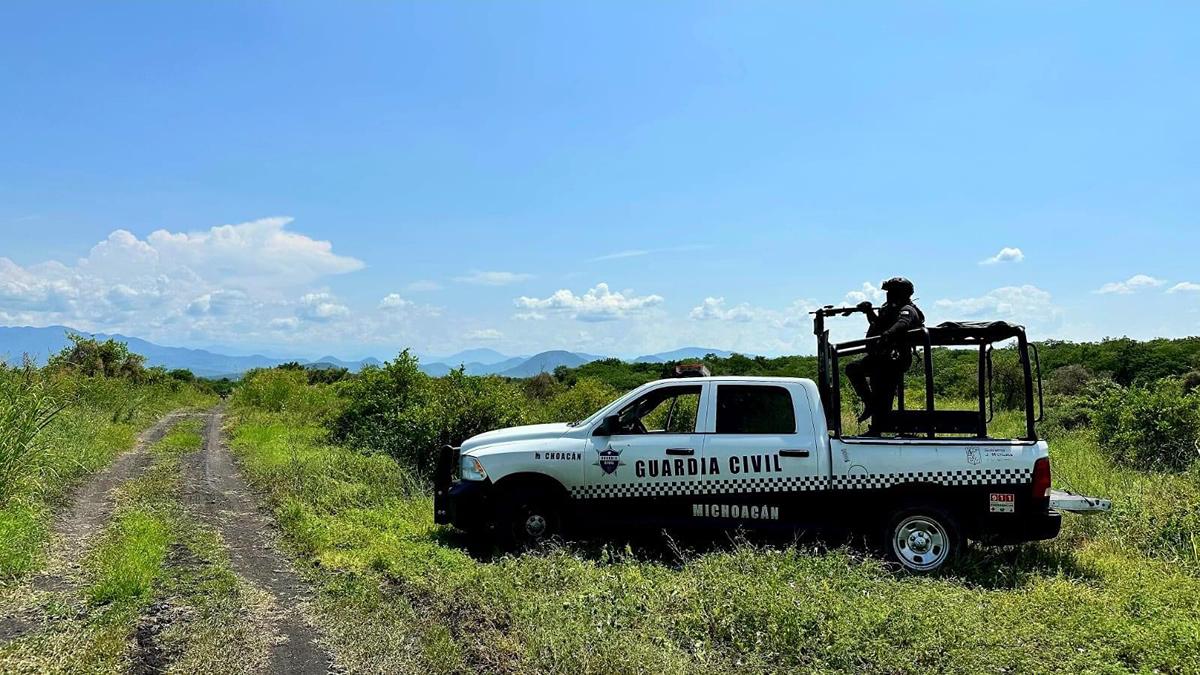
[856,301,873,311]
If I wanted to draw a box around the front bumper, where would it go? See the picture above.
[433,444,493,531]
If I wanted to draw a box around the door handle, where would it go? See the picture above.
[665,447,694,456]
[778,448,811,458]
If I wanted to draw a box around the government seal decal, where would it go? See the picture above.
[594,445,624,475]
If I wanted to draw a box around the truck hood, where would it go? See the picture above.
[460,422,573,452]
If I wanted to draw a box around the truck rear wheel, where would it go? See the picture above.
[883,506,961,573]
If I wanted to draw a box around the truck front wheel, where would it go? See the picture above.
[883,506,961,573]
[495,489,562,550]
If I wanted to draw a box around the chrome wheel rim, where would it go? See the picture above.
[892,515,949,571]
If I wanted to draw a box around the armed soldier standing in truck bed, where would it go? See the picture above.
[845,277,925,435]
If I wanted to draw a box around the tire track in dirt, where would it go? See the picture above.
[0,410,196,642]
[181,408,333,674]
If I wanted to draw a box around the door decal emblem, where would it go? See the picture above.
[594,445,625,475]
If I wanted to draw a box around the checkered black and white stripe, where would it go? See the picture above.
[569,467,1032,500]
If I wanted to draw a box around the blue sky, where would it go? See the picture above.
[1,2,1198,359]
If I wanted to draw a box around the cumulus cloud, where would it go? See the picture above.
[844,282,886,305]
[1167,282,1200,294]
[0,217,363,341]
[464,328,503,341]
[1095,274,1166,295]
[689,297,759,322]
[980,247,1025,265]
[935,285,1059,320]
[379,293,413,310]
[514,283,663,322]
[688,297,817,329]
[185,289,247,317]
[297,292,350,322]
[454,270,534,286]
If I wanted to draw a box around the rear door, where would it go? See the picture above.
[578,382,710,527]
[697,383,823,527]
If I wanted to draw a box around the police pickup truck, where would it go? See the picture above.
[434,316,1110,573]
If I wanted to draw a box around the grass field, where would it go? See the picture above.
[228,406,1200,673]
[3,367,1198,673]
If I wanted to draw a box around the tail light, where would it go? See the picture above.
[1032,457,1051,500]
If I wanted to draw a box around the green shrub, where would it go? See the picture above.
[328,352,527,475]
[1047,364,1094,396]
[534,377,619,424]
[47,333,147,381]
[233,368,340,422]
[1093,378,1200,471]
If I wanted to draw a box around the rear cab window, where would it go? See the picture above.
[715,384,796,434]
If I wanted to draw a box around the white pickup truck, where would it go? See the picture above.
[434,315,1110,572]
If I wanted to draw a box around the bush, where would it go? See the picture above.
[534,377,619,424]
[329,352,528,475]
[1048,364,1094,396]
[1093,378,1200,471]
[47,334,147,381]
[1041,378,1121,434]
[233,368,340,422]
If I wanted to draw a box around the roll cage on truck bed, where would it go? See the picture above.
[814,304,1111,511]
[433,304,1111,573]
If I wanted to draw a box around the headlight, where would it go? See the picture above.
[460,455,487,481]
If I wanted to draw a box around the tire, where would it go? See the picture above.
[883,505,962,573]
[494,489,562,550]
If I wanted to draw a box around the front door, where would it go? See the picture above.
[579,382,709,527]
[697,382,822,528]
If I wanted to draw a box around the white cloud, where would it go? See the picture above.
[379,293,413,310]
[844,282,886,305]
[587,244,710,263]
[935,285,1059,320]
[454,270,534,286]
[515,282,663,322]
[0,217,366,346]
[140,217,363,285]
[514,311,546,321]
[980,247,1025,265]
[464,328,503,341]
[1167,282,1200,294]
[185,289,247,316]
[689,297,758,322]
[269,317,300,331]
[588,249,650,262]
[405,279,442,292]
[297,292,350,322]
[1095,274,1166,295]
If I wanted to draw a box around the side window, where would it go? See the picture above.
[716,385,796,434]
[617,385,702,434]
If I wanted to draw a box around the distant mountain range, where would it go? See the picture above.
[0,325,739,379]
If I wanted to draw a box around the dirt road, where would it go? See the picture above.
[0,407,336,673]
[183,409,332,674]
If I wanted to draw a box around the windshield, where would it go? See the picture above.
[568,404,609,428]
[566,384,651,428]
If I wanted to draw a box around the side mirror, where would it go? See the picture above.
[593,414,620,436]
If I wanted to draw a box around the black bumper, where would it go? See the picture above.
[433,445,493,531]
[979,509,1062,546]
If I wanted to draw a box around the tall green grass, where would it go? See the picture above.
[0,377,215,583]
[0,365,67,500]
